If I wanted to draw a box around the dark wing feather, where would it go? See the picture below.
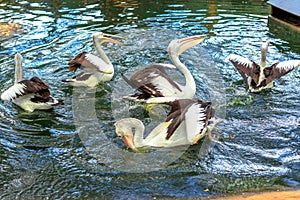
[164,99,197,139]
[130,64,181,91]
[228,54,261,85]
[1,77,47,101]
[1,77,63,105]
[68,52,87,72]
[121,73,157,99]
[26,77,64,104]
[164,99,214,140]
[19,77,51,98]
[121,72,141,90]
[68,52,109,73]
[184,101,214,143]
[264,60,300,85]
[75,73,93,81]
[122,64,181,99]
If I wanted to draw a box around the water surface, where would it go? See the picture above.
[0,0,299,199]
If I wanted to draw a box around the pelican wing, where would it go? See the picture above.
[163,99,213,143]
[74,73,93,81]
[68,52,113,74]
[121,71,163,99]
[264,60,300,85]
[1,83,26,101]
[61,72,93,83]
[163,99,198,139]
[228,54,260,85]
[144,121,171,145]
[144,98,193,139]
[1,76,50,101]
[165,108,186,140]
[122,64,181,99]
[184,101,213,144]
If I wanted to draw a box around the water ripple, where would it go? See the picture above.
[0,0,299,198]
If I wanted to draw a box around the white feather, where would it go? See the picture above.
[84,53,113,73]
[13,94,54,112]
[228,54,253,68]
[143,121,170,147]
[1,83,26,101]
[275,60,300,73]
[184,103,206,143]
[148,72,158,78]
[152,76,182,96]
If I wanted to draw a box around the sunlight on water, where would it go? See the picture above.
[0,0,299,199]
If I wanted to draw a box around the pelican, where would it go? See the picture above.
[114,97,215,151]
[122,35,206,100]
[62,32,125,87]
[228,41,300,93]
[1,53,64,112]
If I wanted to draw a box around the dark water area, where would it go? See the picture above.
[0,0,299,199]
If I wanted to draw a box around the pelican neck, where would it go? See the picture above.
[93,37,112,66]
[14,56,23,84]
[170,53,196,97]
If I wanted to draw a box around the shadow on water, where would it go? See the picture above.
[0,0,299,199]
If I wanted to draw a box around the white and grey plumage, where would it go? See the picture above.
[62,32,125,87]
[122,35,206,100]
[1,53,63,112]
[114,97,215,151]
[228,41,300,93]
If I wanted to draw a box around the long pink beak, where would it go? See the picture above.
[122,135,137,151]
[94,32,127,45]
[178,35,206,54]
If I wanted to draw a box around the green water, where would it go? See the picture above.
[0,0,299,199]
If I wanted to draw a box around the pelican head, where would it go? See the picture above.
[14,53,23,83]
[168,35,206,56]
[14,53,23,67]
[260,41,270,67]
[92,32,126,45]
[115,118,143,151]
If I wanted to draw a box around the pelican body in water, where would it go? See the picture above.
[1,53,63,112]
[114,97,215,151]
[62,32,125,87]
[122,35,206,100]
[228,41,300,93]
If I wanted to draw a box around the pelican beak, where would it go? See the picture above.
[261,40,270,50]
[178,35,206,55]
[115,122,137,151]
[93,32,127,45]
[14,53,23,66]
[101,69,114,74]
[103,33,127,40]
[121,135,137,151]
[191,133,203,145]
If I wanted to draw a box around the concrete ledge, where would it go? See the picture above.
[219,190,300,200]
[268,15,300,42]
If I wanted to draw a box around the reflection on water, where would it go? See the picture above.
[0,0,299,199]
